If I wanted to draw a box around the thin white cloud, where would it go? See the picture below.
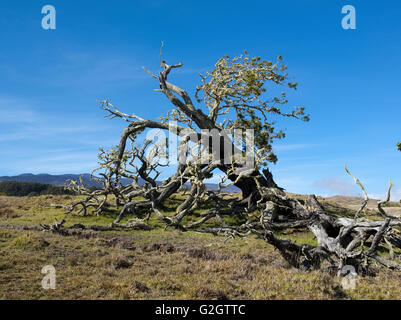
[0,95,119,144]
[368,187,401,202]
[0,124,108,142]
[313,177,361,196]
[0,150,99,175]
[0,98,38,123]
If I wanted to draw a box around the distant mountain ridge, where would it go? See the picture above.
[0,173,104,187]
[0,173,240,192]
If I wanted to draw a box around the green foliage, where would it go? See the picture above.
[195,51,309,164]
[397,142,401,151]
[0,181,74,197]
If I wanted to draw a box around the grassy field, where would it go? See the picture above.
[1,194,401,300]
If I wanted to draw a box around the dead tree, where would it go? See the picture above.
[57,48,401,275]
[210,166,401,275]
[121,50,308,205]
[61,50,308,221]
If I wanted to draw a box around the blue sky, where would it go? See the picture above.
[0,0,400,199]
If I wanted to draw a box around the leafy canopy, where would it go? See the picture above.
[162,52,309,165]
[195,52,309,164]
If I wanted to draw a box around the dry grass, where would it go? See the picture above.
[1,194,401,300]
[323,195,401,216]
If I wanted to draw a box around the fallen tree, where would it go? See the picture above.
[198,167,401,275]
[56,47,401,275]
[62,49,308,224]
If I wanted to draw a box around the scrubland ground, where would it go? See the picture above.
[1,194,401,300]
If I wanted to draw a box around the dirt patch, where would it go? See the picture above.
[139,242,231,261]
[194,287,229,300]
[113,256,133,269]
[106,237,137,250]
[130,280,149,293]
[185,247,229,261]
[141,242,177,253]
